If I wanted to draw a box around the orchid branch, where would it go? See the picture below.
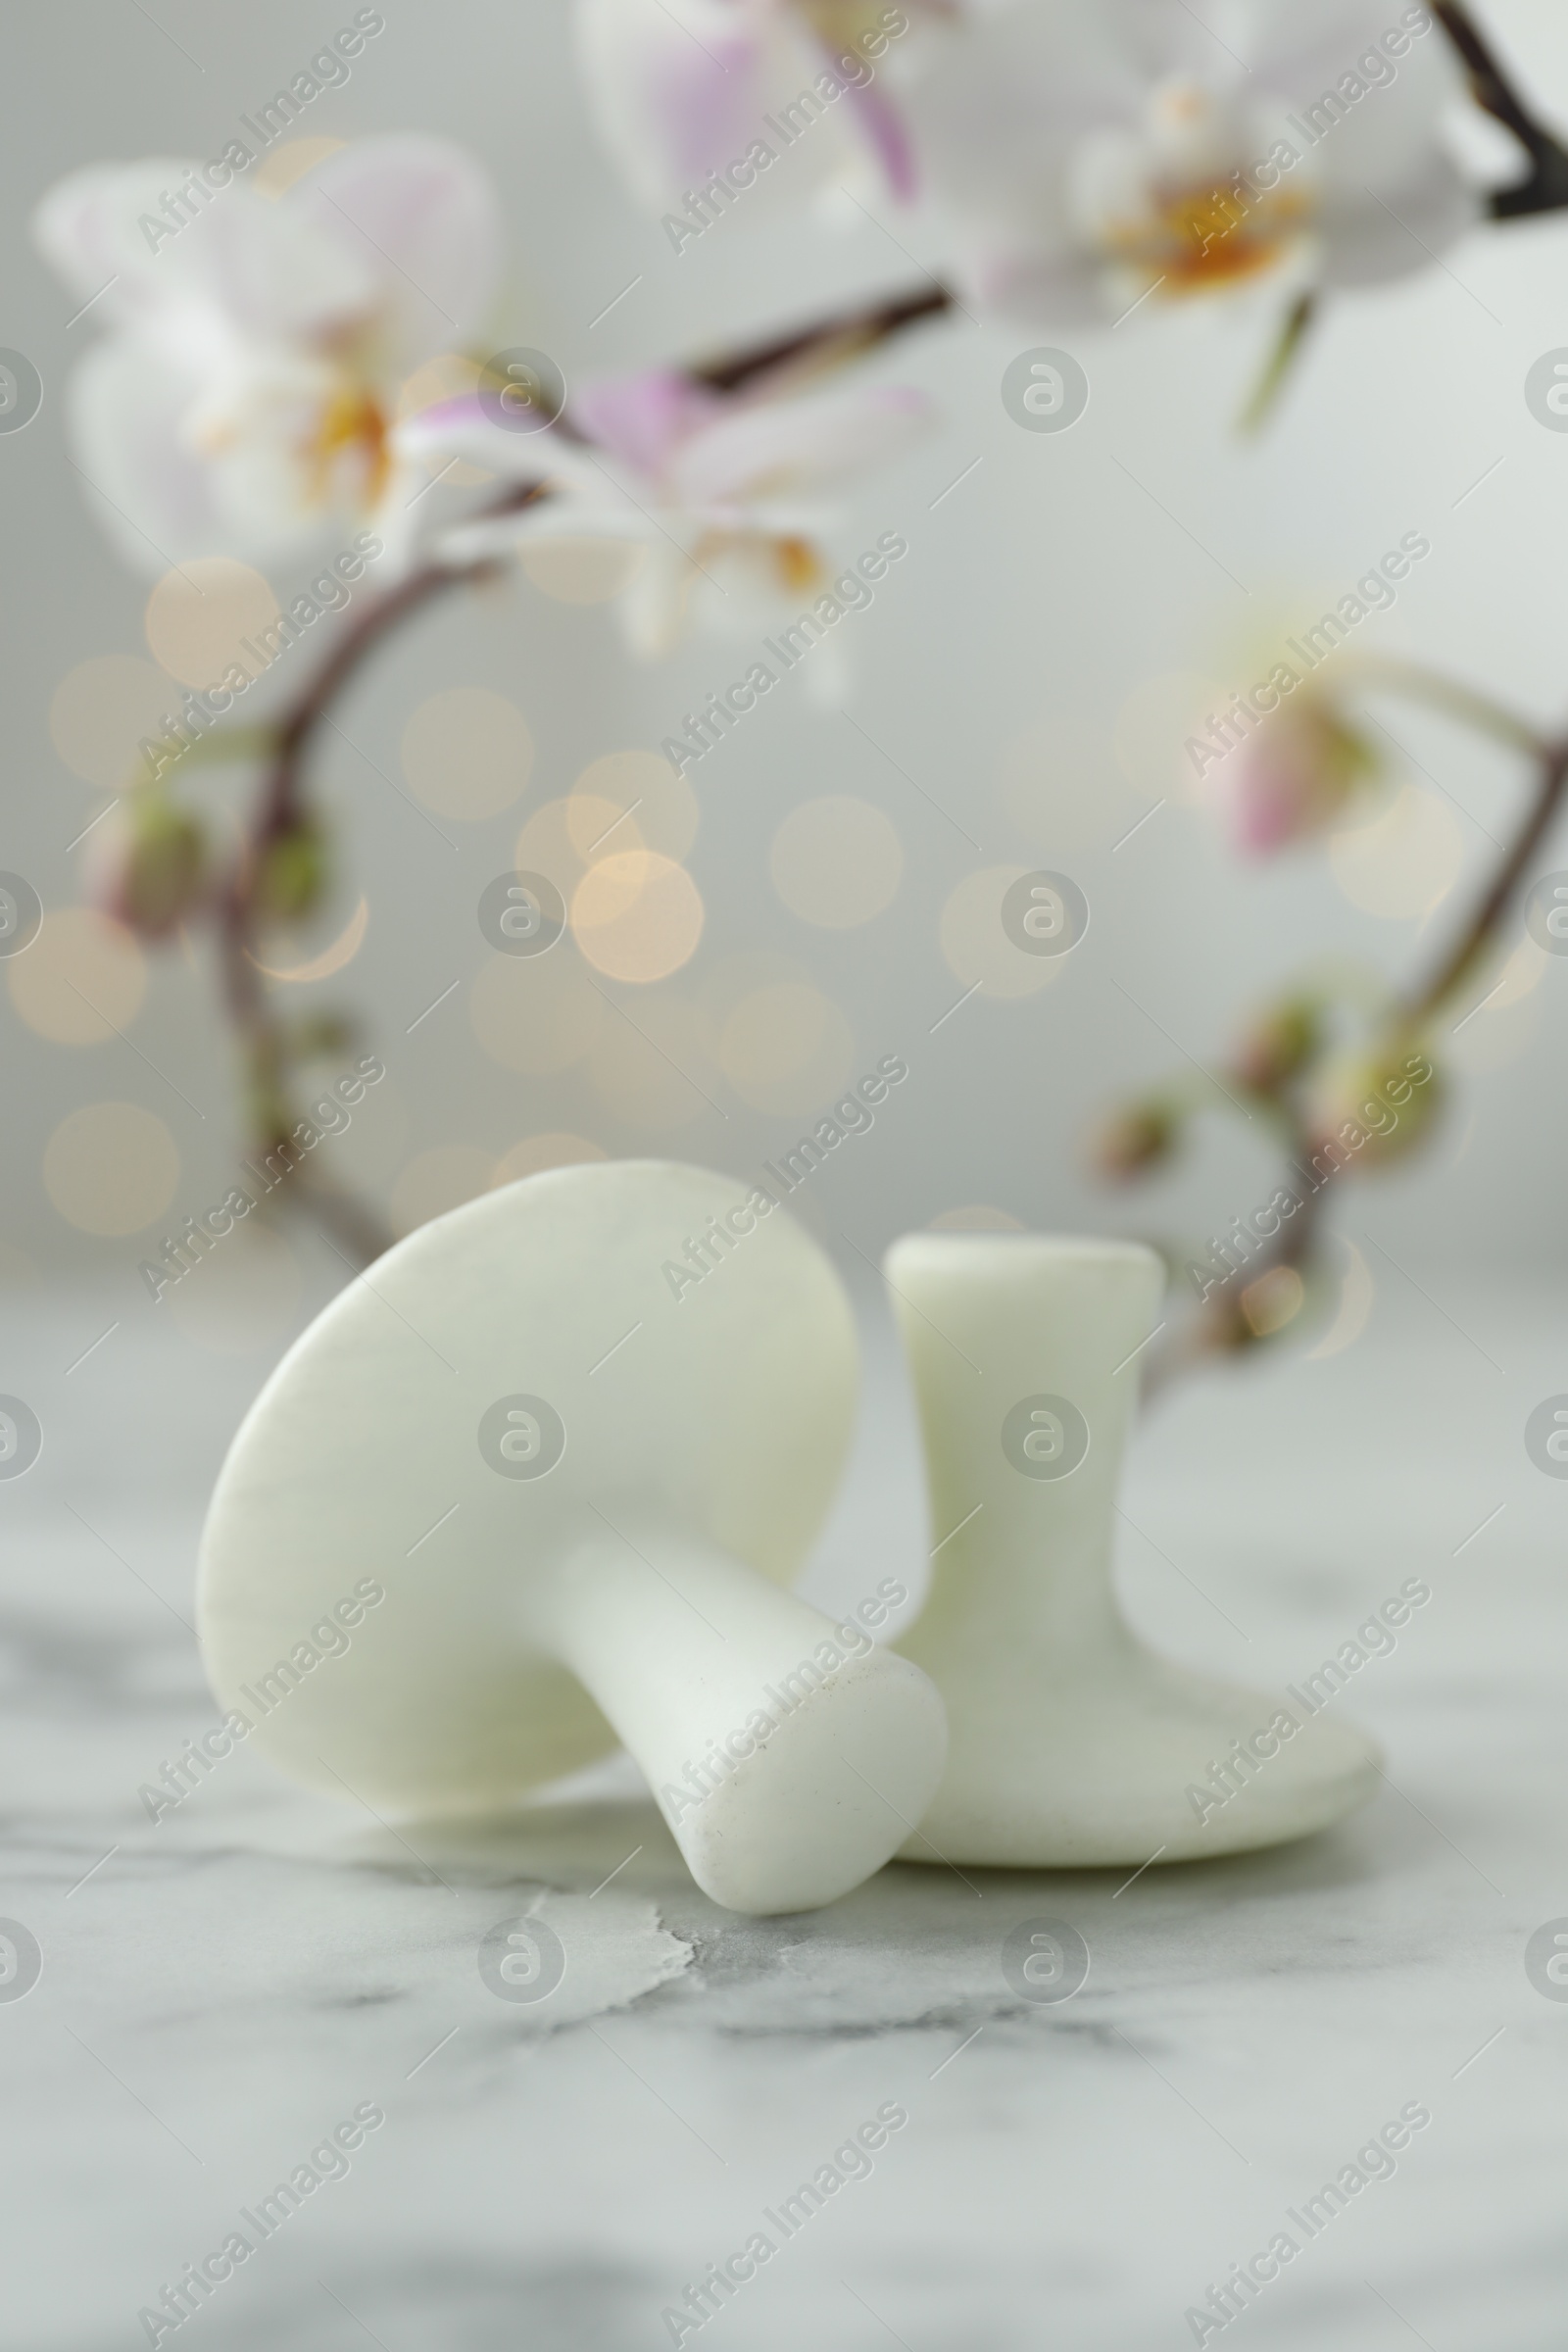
[1120,668,1568,1397]
[167,286,956,1271]
[1435,2,1568,218]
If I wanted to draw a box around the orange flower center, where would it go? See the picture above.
[1106,173,1311,294]
[309,384,391,506]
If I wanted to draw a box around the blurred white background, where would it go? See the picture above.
[5,0,1568,1327]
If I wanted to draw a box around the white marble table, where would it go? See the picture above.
[2,1265,1564,2349]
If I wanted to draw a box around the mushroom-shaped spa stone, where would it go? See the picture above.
[198,1160,946,1915]
[886,1233,1380,1866]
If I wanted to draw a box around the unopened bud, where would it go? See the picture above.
[1091,1102,1177,1181]
[1233,999,1319,1094]
[1214,697,1376,857]
[1306,1041,1441,1168]
[86,798,206,937]
[255,821,326,923]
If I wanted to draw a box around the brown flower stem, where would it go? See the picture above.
[1404,730,1568,1022]
[689,281,954,393]
[1143,718,1568,1397]
[214,556,501,1267]
[1434,4,1568,217]
[193,281,957,1268]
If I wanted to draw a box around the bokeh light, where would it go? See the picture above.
[940,867,1065,999]
[1329,784,1465,921]
[570,752,698,862]
[42,1102,178,1235]
[8,909,146,1045]
[1335,776,1466,912]
[144,558,281,690]
[253,137,346,196]
[769,797,903,928]
[571,853,704,983]
[402,686,534,819]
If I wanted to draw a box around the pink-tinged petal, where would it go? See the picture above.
[292,137,502,375]
[840,74,919,201]
[574,0,781,210]
[665,386,934,505]
[571,369,724,474]
[397,395,607,496]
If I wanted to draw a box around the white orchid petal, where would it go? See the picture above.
[575,0,856,210]
[35,160,376,341]
[1317,149,1480,288]
[294,136,502,375]
[65,337,303,571]
[666,387,934,505]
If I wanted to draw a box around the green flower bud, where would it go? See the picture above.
[1233,999,1320,1094]
[1091,1101,1178,1181]
[1306,1041,1442,1169]
[89,798,207,937]
[255,821,327,923]
[291,1011,357,1060]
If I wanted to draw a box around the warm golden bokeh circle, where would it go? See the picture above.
[492,1133,610,1185]
[8,908,147,1045]
[389,1145,501,1237]
[469,947,605,1074]
[769,796,903,928]
[42,1102,178,1235]
[401,686,534,819]
[522,540,646,605]
[144,558,281,690]
[1329,784,1464,921]
[940,867,1065,1000]
[571,853,704,984]
[570,752,698,862]
[515,795,607,899]
[717,981,855,1115]
[253,137,347,197]
[50,656,175,790]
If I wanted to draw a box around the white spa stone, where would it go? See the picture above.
[886,1232,1381,1866]
[197,1159,946,1916]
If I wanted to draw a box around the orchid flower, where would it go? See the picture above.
[410,368,932,656]
[34,137,500,574]
[1207,691,1378,856]
[902,0,1478,326]
[572,0,930,219]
